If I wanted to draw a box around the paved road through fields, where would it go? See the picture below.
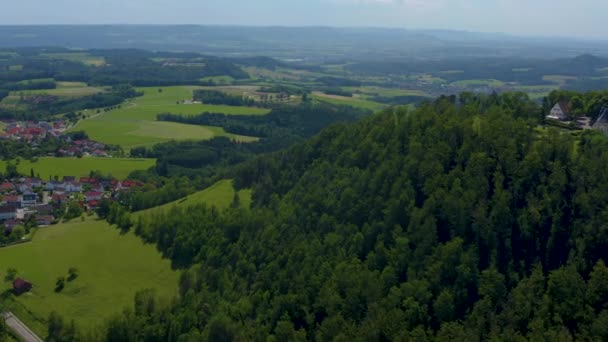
[2,312,43,342]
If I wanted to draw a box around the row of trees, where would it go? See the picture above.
[192,89,255,107]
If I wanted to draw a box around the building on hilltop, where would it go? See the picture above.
[547,101,571,121]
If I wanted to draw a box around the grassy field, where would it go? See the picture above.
[9,81,105,98]
[73,86,267,149]
[0,219,178,335]
[344,86,433,98]
[451,79,505,87]
[312,92,386,112]
[543,75,578,85]
[0,157,155,180]
[135,179,252,218]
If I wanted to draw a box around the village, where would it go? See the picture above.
[0,175,144,245]
[0,119,113,157]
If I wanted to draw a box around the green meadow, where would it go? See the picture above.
[451,79,505,87]
[73,86,267,149]
[344,86,433,98]
[0,157,155,180]
[0,219,179,335]
[311,92,386,112]
[15,83,105,97]
[135,179,252,218]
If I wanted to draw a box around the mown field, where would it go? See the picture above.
[311,92,386,112]
[0,219,179,335]
[134,179,251,218]
[73,86,267,149]
[0,157,155,180]
[12,81,105,97]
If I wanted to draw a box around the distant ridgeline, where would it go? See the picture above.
[0,47,249,120]
[69,92,608,340]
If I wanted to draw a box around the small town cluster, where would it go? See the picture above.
[0,119,112,157]
[0,120,67,141]
[0,175,144,235]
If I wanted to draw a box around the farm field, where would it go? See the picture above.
[0,157,155,180]
[543,75,578,85]
[73,86,266,148]
[0,219,179,335]
[312,92,386,112]
[451,79,505,87]
[135,179,252,218]
[344,86,433,98]
[7,80,105,98]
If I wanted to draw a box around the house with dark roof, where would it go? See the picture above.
[12,278,32,295]
[2,195,20,207]
[547,101,571,121]
[21,191,37,208]
[0,205,17,220]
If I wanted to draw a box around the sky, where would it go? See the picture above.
[1,0,606,39]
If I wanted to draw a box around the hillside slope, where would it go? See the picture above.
[82,94,608,340]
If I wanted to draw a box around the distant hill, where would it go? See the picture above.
[1,25,607,60]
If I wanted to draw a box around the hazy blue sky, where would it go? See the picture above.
[1,0,606,39]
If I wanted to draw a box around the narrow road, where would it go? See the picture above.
[2,312,43,342]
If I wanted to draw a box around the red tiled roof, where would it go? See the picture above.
[3,195,19,202]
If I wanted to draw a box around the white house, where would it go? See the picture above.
[20,191,37,208]
[547,101,571,121]
[64,182,83,193]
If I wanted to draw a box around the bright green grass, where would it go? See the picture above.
[0,219,178,335]
[72,86,266,148]
[418,74,447,84]
[451,79,505,87]
[344,86,432,98]
[0,157,155,180]
[40,52,105,66]
[312,92,386,112]
[543,75,578,85]
[135,179,252,218]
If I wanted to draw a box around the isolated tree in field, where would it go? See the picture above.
[4,268,17,282]
[231,193,241,208]
[68,268,78,281]
[55,277,65,292]
[30,168,34,178]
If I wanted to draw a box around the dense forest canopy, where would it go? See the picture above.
[47,92,608,341]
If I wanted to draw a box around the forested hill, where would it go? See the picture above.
[95,94,608,341]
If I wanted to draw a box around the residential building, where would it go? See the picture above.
[547,101,571,121]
